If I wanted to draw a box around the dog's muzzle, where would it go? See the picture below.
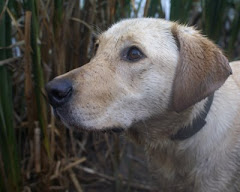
[45,79,73,108]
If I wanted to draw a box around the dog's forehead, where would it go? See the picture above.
[100,18,173,43]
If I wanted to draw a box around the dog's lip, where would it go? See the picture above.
[101,127,125,133]
[111,127,124,133]
[52,108,125,133]
[53,108,61,121]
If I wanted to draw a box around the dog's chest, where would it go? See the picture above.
[145,144,197,191]
[144,140,240,192]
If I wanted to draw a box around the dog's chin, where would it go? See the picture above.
[53,108,125,133]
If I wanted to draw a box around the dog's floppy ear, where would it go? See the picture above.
[171,24,232,112]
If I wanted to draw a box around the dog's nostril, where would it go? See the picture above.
[51,86,72,100]
[45,79,73,108]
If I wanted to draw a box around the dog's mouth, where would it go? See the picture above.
[103,127,125,133]
[52,107,73,129]
[53,108,61,121]
[52,107,125,133]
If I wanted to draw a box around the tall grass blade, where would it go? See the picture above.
[228,3,240,59]
[201,0,227,42]
[24,11,35,130]
[147,0,164,18]
[170,0,193,23]
[53,0,66,74]
[0,0,21,191]
[143,0,151,17]
[24,0,50,157]
[116,0,131,19]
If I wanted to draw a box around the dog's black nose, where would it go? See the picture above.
[45,79,73,108]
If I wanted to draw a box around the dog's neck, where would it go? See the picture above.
[126,95,217,189]
[170,94,214,140]
[127,96,210,145]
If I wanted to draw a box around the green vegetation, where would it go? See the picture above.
[0,0,21,191]
[0,0,239,191]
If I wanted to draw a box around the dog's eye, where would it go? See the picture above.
[126,46,144,62]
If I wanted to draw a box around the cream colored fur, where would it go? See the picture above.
[50,18,240,192]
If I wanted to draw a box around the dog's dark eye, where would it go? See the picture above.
[125,46,144,62]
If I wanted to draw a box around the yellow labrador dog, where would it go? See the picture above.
[46,18,240,192]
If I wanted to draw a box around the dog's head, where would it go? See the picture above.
[46,18,231,131]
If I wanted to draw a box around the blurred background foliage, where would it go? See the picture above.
[0,0,240,191]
